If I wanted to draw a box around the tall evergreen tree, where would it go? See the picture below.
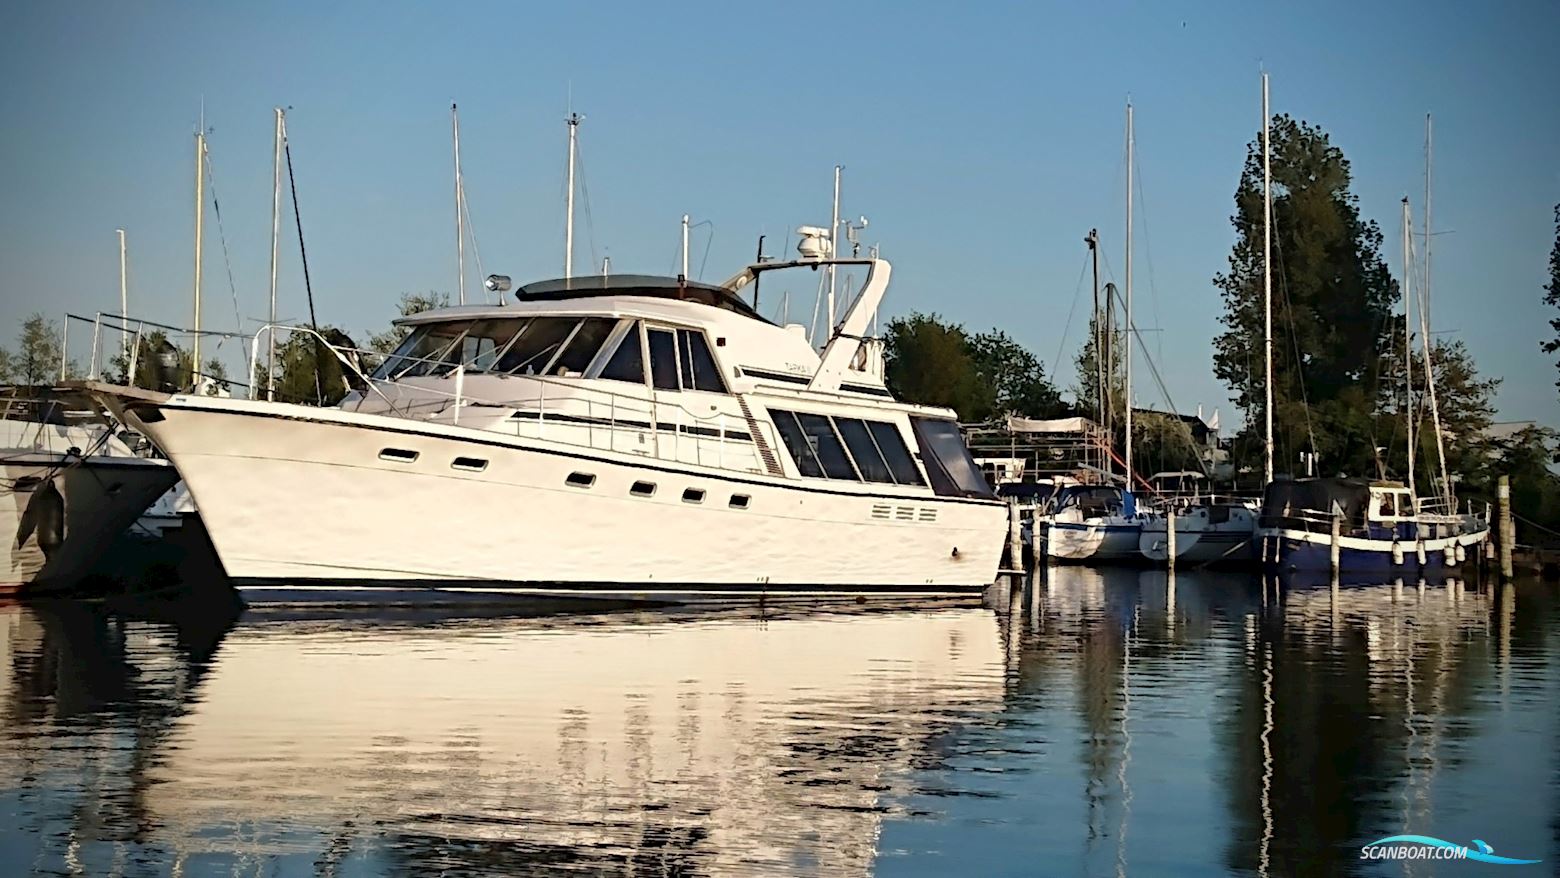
[1212,116,1398,477]
[883,313,993,422]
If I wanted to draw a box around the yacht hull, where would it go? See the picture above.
[1257,526,1489,574]
[1138,506,1257,565]
[2,455,178,593]
[1042,519,1143,563]
[108,394,1006,602]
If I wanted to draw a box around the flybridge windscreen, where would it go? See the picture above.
[910,418,997,500]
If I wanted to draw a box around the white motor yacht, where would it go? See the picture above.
[88,250,1006,602]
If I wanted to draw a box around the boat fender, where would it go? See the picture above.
[1415,541,1427,566]
[1444,545,1456,567]
[1391,541,1404,566]
[1455,544,1466,565]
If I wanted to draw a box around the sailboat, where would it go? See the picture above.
[1038,102,1143,564]
[1257,117,1490,574]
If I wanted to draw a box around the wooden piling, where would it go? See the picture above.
[1497,474,1515,580]
[1329,512,1342,583]
[1006,497,1023,572]
[1166,507,1177,571]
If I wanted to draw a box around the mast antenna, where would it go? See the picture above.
[564,111,581,279]
[453,103,466,305]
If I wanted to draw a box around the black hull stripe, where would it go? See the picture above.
[234,578,987,595]
[738,367,811,385]
[840,383,893,397]
[145,402,1003,507]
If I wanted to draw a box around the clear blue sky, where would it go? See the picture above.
[2,1,1556,429]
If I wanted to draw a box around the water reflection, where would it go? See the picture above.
[1,571,1556,877]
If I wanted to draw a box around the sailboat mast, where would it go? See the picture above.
[1402,197,1415,494]
[117,229,128,372]
[680,214,690,278]
[1124,101,1134,485]
[564,112,580,280]
[1087,229,1103,428]
[1261,73,1274,487]
[1424,113,1432,330]
[828,165,841,330]
[453,103,466,305]
[267,108,284,401]
[192,129,205,379]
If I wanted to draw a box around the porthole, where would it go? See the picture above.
[682,488,706,504]
[566,472,596,488]
[452,456,488,472]
[730,494,751,509]
[631,480,656,497]
[379,448,418,463]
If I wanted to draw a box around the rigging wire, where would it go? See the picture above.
[1050,249,1092,385]
[283,131,325,405]
[200,140,251,379]
[1130,145,1166,365]
[458,185,487,301]
[574,136,599,272]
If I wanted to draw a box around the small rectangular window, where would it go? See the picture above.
[771,410,825,478]
[677,329,728,393]
[497,318,576,375]
[867,421,926,486]
[834,417,895,483]
[598,323,645,384]
[795,413,859,480]
[631,480,657,497]
[379,448,419,463]
[452,456,488,472]
[682,487,706,504]
[729,494,750,509]
[566,472,596,488]
[647,329,680,391]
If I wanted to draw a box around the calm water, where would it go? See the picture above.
[1,570,1556,877]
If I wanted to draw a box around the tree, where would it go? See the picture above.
[0,346,14,382]
[368,291,451,356]
[1542,204,1560,397]
[1131,411,1207,476]
[883,312,993,421]
[107,331,192,389]
[1212,116,1398,477]
[271,326,359,407]
[1072,311,1126,427]
[968,329,1064,419]
[15,313,64,386]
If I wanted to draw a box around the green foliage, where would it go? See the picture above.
[107,331,192,389]
[1213,117,1406,477]
[15,313,63,386]
[1071,310,1125,427]
[270,328,354,406]
[0,346,14,382]
[969,329,1065,419]
[1459,426,1560,536]
[1542,204,1560,398]
[1131,411,1206,476]
[368,291,451,355]
[883,314,1065,422]
[884,313,992,420]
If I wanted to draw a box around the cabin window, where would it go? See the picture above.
[566,471,596,488]
[454,319,529,372]
[867,421,926,486]
[682,487,706,504]
[910,417,995,499]
[647,328,680,391]
[451,456,488,472]
[834,417,895,484]
[375,321,471,379]
[730,494,750,509]
[771,410,826,478]
[598,323,646,384]
[631,480,657,497]
[379,448,419,463]
[495,318,577,375]
[677,329,728,393]
[795,413,859,480]
[551,317,618,376]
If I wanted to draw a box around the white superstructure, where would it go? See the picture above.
[90,254,1006,602]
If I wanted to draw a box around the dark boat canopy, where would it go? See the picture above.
[1260,477,1371,530]
[514,274,770,323]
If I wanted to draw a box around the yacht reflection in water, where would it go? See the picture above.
[0,600,1006,876]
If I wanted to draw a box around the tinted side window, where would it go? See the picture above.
[551,317,617,375]
[598,324,644,384]
[647,328,680,391]
[867,420,925,486]
[834,417,894,483]
[497,318,577,374]
[910,417,995,499]
[677,329,727,393]
[771,410,825,478]
[795,413,858,480]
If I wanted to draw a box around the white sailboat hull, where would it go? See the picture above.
[116,395,1006,600]
[1042,516,1143,563]
[1138,505,1257,564]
